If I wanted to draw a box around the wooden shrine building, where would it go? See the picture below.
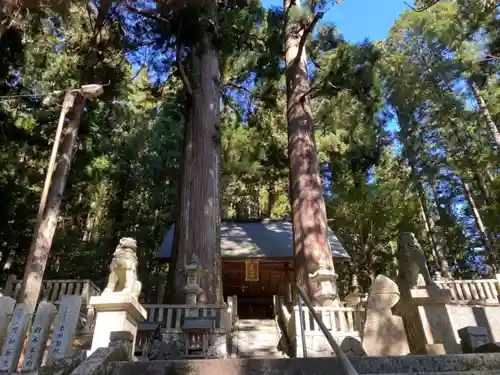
[156,219,349,319]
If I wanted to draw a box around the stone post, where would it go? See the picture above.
[3,275,17,298]
[0,296,16,350]
[22,301,56,371]
[0,303,33,372]
[392,286,458,354]
[46,295,82,365]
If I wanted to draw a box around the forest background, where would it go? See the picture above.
[0,0,499,302]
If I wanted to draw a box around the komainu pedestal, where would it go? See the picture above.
[89,293,147,355]
[89,237,147,355]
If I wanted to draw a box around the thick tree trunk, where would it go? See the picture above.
[284,0,336,306]
[17,96,86,306]
[461,179,498,270]
[169,92,194,303]
[469,80,500,150]
[173,14,222,304]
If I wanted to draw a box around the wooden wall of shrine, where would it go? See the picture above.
[222,259,294,319]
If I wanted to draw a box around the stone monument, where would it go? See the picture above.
[392,232,458,355]
[89,237,147,355]
[362,274,409,356]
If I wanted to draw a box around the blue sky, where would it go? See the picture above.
[262,0,410,43]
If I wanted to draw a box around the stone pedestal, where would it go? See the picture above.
[89,293,147,355]
[392,286,459,354]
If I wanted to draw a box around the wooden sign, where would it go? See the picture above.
[245,260,259,281]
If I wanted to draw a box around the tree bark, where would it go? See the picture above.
[17,96,86,306]
[172,5,223,304]
[461,178,498,270]
[408,153,451,278]
[284,0,337,306]
[469,79,500,150]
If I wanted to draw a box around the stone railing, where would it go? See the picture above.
[4,275,101,305]
[275,295,365,357]
[435,279,500,305]
[294,305,365,340]
[135,304,230,356]
[141,304,229,333]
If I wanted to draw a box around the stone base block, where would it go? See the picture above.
[412,343,446,355]
[89,293,147,355]
[296,334,335,358]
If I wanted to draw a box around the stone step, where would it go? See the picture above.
[236,319,279,332]
[112,354,500,375]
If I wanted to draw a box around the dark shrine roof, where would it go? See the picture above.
[156,219,350,260]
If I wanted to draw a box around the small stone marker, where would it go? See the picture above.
[340,336,367,357]
[21,301,56,371]
[474,342,500,353]
[46,295,82,365]
[458,326,489,353]
[0,303,33,372]
[0,296,16,349]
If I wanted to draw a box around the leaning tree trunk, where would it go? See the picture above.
[172,5,223,304]
[17,3,112,307]
[17,96,86,306]
[284,0,336,306]
[469,79,500,150]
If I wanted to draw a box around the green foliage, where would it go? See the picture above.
[0,0,499,301]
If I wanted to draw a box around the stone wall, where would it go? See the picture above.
[446,304,500,344]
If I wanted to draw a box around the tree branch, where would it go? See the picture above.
[295,12,324,65]
[122,3,169,23]
[404,0,441,12]
[223,82,252,95]
[221,93,242,119]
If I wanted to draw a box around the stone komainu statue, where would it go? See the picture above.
[102,237,142,299]
[396,232,435,293]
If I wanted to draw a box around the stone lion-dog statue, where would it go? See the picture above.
[102,237,142,299]
[396,232,437,294]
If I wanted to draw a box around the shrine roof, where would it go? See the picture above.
[156,219,350,260]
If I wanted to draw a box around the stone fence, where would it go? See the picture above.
[0,295,82,372]
[3,275,101,305]
[136,304,232,357]
[435,278,500,305]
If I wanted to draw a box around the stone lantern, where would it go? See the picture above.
[309,259,338,305]
[182,255,205,304]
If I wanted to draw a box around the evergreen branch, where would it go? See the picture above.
[296,12,324,65]
[122,4,169,24]
[223,82,252,95]
[221,92,242,119]
[404,0,441,12]
[299,86,318,103]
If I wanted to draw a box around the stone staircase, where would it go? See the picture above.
[112,354,500,375]
[233,319,286,358]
